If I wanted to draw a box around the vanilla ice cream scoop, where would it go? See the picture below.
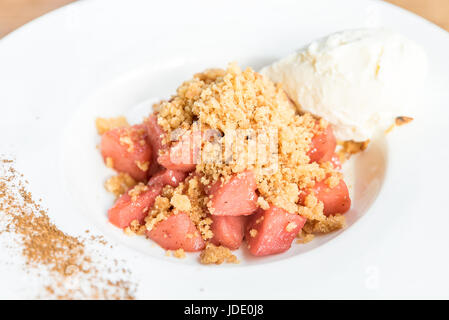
[261,28,428,141]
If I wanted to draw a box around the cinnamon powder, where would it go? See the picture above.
[0,158,136,299]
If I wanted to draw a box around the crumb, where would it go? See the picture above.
[135,161,149,172]
[395,116,413,126]
[197,217,213,240]
[318,118,328,129]
[128,183,149,202]
[123,220,146,236]
[199,244,239,265]
[298,198,326,222]
[95,116,129,135]
[157,62,332,216]
[144,195,172,232]
[119,135,135,153]
[304,214,346,234]
[296,230,315,244]
[173,248,186,259]
[285,222,297,232]
[104,173,137,197]
[337,140,370,162]
[255,216,264,224]
[170,194,192,212]
[385,123,395,134]
[99,62,358,260]
[257,196,270,210]
[123,227,134,236]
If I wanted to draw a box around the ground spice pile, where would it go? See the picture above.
[0,158,136,299]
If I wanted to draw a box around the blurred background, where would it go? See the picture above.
[0,0,448,38]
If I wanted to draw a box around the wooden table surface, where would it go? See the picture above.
[0,0,448,39]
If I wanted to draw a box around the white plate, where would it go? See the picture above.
[1,0,448,299]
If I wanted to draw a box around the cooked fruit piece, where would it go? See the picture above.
[100,124,152,181]
[246,206,306,256]
[211,215,246,250]
[145,115,165,175]
[146,212,205,251]
[108,184,162,229]
[299,179,351,216]
[207,171,258,216]
[308,123,337,163]
[148,169,187,188]
[157,129,201,172]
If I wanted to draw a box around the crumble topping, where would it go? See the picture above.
[105,157,114,169]
[97,63,353,262]
[337,140,370,162]
[144,195,171,232]
[325,172,342,189]
[199,244,239,265]
[124,220,146,236]
[395,116,413,126]
[170,194,191,212]
[173,248,186,259]
[156,63,337,216]
[128,183,148,202]
[303,214,346,234]
[298,195,326,222]
[95,116,129,135]
[1,159,135,299]
[257,196,270,210]
[296,230,315,244]
[118,126,147,153]
[166,248,186,259]
[104,173,137,198]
